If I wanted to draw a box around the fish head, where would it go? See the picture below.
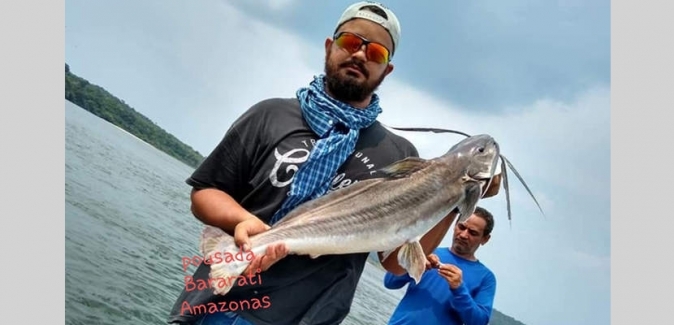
[445,134,500,182]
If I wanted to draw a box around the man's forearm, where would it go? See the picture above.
[448,285,493,325]
[379,210,459,275]
[190,188,258,233]
[383,272,412,289]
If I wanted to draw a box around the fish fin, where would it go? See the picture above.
[397,241,427,285]
[200,225,230,256]
[457,182,483,223]
[378,157,431,179]
[309,253,321,259]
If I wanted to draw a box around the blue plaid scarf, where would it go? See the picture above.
[269,74,382,224]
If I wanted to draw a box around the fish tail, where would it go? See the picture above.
[209,257,250,295]
[397,240,427,284]
[199,225,249,295]
[200,225,232,256]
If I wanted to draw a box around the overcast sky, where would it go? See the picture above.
[65,0,610,324]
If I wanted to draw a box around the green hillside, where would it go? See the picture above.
[65,63,204,168]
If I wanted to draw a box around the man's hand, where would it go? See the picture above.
[481,174,502,198]
[245,243,289,274]
[234,217,289,274]
[437,264,464,290]
[233,217,269,251]
[425,253,441,270]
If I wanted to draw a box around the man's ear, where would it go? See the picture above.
[325,37,333,53]
[384,63,394,77]
[481,234,491,245]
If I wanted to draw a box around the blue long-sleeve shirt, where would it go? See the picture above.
[384,247,496,325]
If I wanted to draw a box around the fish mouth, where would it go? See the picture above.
[472,155,501,181]
[471,164,499,181]
[473,172,495,180]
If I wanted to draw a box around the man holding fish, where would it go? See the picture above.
[167,2,503,325]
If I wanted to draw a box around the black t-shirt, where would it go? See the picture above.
[167,97,418,325]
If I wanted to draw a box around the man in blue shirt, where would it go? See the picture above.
[384,206,497,325]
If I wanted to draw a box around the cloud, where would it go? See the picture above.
[266,0,297,11]
[221,0,611,112]
[567,249,611,271]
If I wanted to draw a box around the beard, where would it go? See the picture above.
[452,239,470,255]
[323,53,386,103]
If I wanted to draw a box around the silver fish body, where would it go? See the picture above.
[200,134,501,295]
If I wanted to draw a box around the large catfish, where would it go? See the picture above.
[199,134,542,296]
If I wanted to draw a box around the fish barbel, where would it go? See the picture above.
[199,134,540,296]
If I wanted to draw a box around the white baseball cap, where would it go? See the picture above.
[334,1,401,56]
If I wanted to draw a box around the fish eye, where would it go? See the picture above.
[477,147,485,153]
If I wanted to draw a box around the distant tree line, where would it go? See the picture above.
[489,310,527,325]
[65,63,204,168]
